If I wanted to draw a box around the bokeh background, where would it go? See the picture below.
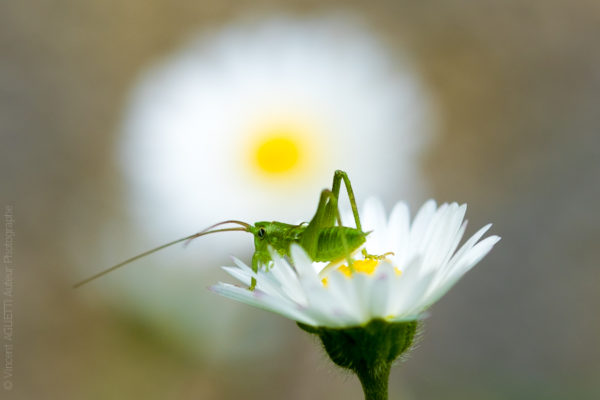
[2,1,600,399]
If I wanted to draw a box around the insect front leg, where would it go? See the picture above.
[249,252,259,291]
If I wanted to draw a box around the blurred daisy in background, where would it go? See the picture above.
[120,13,434,247]
[105,12,435,361]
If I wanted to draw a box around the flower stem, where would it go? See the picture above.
[355,362,391,400]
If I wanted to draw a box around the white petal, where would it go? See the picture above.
[426,235,501,305]
[387,256,422,313]
[232,257,254,274]
[368,264,394,317]
[431,203,467,264]
[221,266,253,286]
[267,254,307,305]
[302,285,348,327]
[442,235,501,287]
[401,270,439,316]
[326,270,364,324]
[388,202,410,260]
[211,283,316,325]
[444,223,493,276]
[408,199,437,255]
[362,197,388,253]
[290,245,319,281]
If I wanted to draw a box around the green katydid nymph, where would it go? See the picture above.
[74,170,369,290]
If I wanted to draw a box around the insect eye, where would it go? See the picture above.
[257,228,266,239]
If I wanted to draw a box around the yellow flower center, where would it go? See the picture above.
[255,135,300,174]
[320,257,402,287]
[338,259,379,277]
[242,117,325,184]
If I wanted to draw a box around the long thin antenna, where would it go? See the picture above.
[200,220,251,230]
[183,220,250,246]
[73,222,249,288]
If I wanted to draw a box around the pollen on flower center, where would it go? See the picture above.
[333,257,402,283]
[322,259,381,286]
[320,252,402,286]
[338,259,379,277]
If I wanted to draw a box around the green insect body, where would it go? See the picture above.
[73,170,368,290]
[250,223,367,268]
[312,227,367,262]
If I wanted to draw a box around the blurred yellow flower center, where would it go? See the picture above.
[244,117,325,182]
[254,134,301,175]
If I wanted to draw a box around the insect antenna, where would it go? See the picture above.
[73,220,250,288]
[183,220,250,246]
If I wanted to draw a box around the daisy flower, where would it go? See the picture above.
[212,198,499,399]
[118,13,433,242]
[212,198,500,328]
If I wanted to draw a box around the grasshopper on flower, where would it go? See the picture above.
[74,170,370,290]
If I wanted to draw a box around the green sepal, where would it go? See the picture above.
[298,319,418,400]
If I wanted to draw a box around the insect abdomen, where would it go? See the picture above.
[313,227,367,262]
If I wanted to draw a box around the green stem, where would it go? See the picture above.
[356,363,391,400]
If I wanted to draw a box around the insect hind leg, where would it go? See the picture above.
[327,170,362,231]
[302,189,354,268]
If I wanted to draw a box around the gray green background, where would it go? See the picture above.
[1,1,599,399]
